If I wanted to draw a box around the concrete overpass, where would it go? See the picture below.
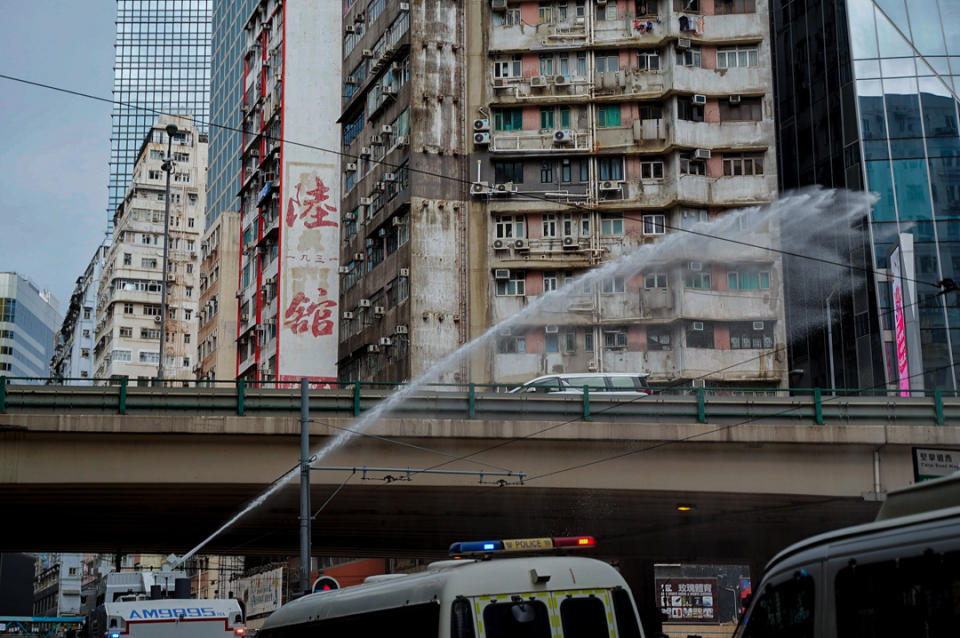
[1,383,958,572]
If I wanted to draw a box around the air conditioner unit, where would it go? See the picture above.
[392,216,405,227]
[597,0,607,4]
[342,311,354,319]
[381,125,393,135]
[553,129,573,144]
[167,273,176,281]
[394,324,408,335]
[354,252,365,261]
[362,49,373,57]
[530,76,546,87]
[359,196,373,206]
[493,239,506,250]
[753,321,765,331]
[694,148,711,160]
[689,261,703,271]
[358,298,371,307]
[235,290,244,298]
[729,94,742,104]
[383,172,397,182]
[343,212,356,221]
[474,132,491,146]
[367,344,381,353]
[373,181,385,192]
[491,0,508,10]
[338,266,350,274]
[494,269,511,279]
[374,306,386,316]
[562,236,577,248]
[554,75,570,86]
[692,321,704,331]
[354,11,365,22]
[399,267,410,277]
[378,337,393,346]
[514,239,529,250]
[345,162,358,172]
[692,94,707,105]
[470,181,490,195]
[397,135,410,146]
[545,325,559,333]
[599,180,621,191]
[381,86,397,97]
[154,315,162,323]
[678,38,691,49]
[493,77,506,87]
[399,2,410,11]
[473,118,490,131]
[345,24,355,34]
[493,182,516,194]
[360,146,372,156]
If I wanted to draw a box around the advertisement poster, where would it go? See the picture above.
[889,246,910,397]
[239,566,284,617]
[656,578,717,623]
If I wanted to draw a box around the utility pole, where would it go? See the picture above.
[299,377,311,596]
[157,123,179,381]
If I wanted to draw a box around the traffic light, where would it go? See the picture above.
[312,575,340,592]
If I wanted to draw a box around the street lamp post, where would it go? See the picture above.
[157,123,179,381]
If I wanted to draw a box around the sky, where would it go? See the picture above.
[0,2,116,314]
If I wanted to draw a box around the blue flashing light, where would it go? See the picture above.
[448,540,504,555]
[111,633,120,637]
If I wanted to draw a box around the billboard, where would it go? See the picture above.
[888,235,923,396]
[889,246,909,396]
[237,566,283,617]
[656,578,717,623]
[277,1,341,385]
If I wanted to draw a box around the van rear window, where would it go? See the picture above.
[483,600,551,638]
[560,597,608,638]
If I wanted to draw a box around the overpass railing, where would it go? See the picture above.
[1,377,957,426]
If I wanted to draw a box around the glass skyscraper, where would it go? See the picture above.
[773,0,960,392]
[109,0,212,230]
[207,0,257,230]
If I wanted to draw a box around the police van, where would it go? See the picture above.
[88,598,245,638]
[735,472,960,638]
[259,536,650,638]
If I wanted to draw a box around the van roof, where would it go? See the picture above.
[529,372,650,379]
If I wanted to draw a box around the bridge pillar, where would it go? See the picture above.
[616,559,662,636]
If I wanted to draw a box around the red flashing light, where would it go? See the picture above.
[235,629,245,635]
[553,536,596,548]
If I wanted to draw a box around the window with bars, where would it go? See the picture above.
[643,214,666,234]
[717,46,759,68]
[722,153,764,176]
[719,97,763,122]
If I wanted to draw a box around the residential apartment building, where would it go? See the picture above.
[337,0,784,387]
[109,1,211,233]
[0,273,62,380]
[337,0,467,382]
[773,0,960,392]
[197,211,241,379]
[51,243,110,383]
[235,0,341,383]
[93,116,208,383]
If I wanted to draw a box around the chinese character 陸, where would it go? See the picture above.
[286,177,339,229]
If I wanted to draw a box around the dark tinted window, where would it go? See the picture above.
[483,600,551,638]
[452,597,476,638]
[739,571,814,638]
[560,597,608,638]
[612,589,643,638]
[835,550,960,637]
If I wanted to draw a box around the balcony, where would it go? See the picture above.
[702,12,767,43]
[680,346,784,381]
[490,75,593,102]
[492,353,542,384]
[489,21,587,53]
[672,65,767,96]
[678,289,780,322]
[672,119,772,150]
[672,174,776,207]
[594,15,666,46]
[491,129,591,153]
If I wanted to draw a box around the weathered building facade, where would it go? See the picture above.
[236,0,341,384]
[197,211,241,380]
[93,116,207,383]
[51,244,109,383]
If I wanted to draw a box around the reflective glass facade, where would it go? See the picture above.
[109,0,211,231]
[207,0,256,230]
[773,0,960,391]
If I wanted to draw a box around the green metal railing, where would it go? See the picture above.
[2,376,958,426]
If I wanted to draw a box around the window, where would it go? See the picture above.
[542,214,558,237]
[637,103,663,120]
[719,97,762,121]
[494,108,523,131]
[727,268,770,290]
[123,303,134,314]
[686,321,714,348]
[561,160,572,182]
[676,46,702,67]
[485,600,550,638]
[723,153,764,176]
[139,351,160,364]
[644,272,668,288]
[643,214,665,235]
[674,0,701,11]
[636,0,659,16]
[647,326,672,350]
[678,99,705,121]
[601,214,624,235]
[604,328,628,348]
[494,55,521,78]
[540,108,555,130]
[637,50,660,71]
[596,54,619,73]
[545,331,559,352]
[740,572,813,638]
[597,105,622,127]
[185,286,193,297]
[538,3,553,24]
[494,161,525,184]
[680,153,706,175]
[597,2,617,19]
[543,272,559,291]
[112,349,132,362]
[680,208,708,228]
[123,253,132,266]
[577,52,587,75]
[498,335,527,353]
[140,328,161,340]
[640,160,664,179]
[685,270,711,289]
[565,329,577,352]
[717,46,759,68]
[541,161,554,183]
[119,326,132,338]
[493,8,521,25]
[584,329,594,352]
[539,54,554,76]
[729,322,773,349]
[83,307,92,320]
[141,257,157,269]
[601,276,626,294]
[597,157,624,180]
[560,597,609,638]
[496,271,526,296]
[495,215,525,239]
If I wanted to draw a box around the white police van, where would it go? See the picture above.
[89,599,245,638]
